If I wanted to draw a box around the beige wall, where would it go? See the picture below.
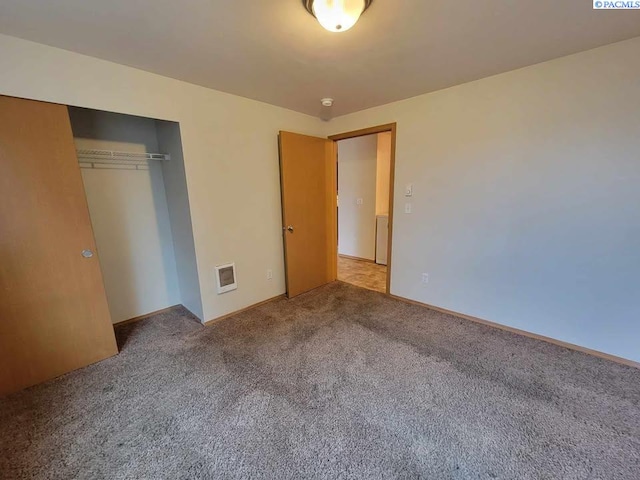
[326,37,640,363]
[0,33,324,322]
[338,135,378,260]
[376,132,392,216]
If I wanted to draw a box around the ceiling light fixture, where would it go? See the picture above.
[303,0,373,33]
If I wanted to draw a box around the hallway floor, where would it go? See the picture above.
[338,256,386,293]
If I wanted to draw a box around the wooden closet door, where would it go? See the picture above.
[0,95,118,396]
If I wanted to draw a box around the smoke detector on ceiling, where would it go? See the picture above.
[321,98,334,107]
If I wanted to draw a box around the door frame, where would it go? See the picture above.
[329,123,397,295]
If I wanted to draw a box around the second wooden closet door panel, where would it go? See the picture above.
[0,95,118,396]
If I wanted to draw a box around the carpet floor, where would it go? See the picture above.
[1,282,639,479]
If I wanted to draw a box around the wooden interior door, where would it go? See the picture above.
[279,131,337,298]
[0,95,118,396]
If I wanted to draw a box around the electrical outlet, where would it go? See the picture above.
[421,273,429,284]
[267,269,273,280]
[356,198,364,205]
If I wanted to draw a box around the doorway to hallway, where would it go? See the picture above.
[277,123,396,299]
[335,130,393,293]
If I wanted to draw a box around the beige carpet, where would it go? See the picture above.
[338,256,386,292]
[1,282,639,479]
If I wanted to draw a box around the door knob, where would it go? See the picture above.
[287,225,294,233]
[81,249,94,258]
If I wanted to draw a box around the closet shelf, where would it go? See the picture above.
[76,149,170,169]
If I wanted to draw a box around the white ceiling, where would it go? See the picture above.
[1,1,639,118]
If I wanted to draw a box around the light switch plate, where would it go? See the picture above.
[405,203,412,214]
[405,184,413,197]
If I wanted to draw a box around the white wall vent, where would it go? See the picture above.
[215,263,237,294]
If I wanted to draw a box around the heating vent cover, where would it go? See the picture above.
[215,263,237,294]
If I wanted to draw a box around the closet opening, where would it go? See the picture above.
[68,107,203,326]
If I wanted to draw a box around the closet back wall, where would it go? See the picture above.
[69,108,180,323]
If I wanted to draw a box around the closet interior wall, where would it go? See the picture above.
[69,107,203,323]
[155,119,203,320]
